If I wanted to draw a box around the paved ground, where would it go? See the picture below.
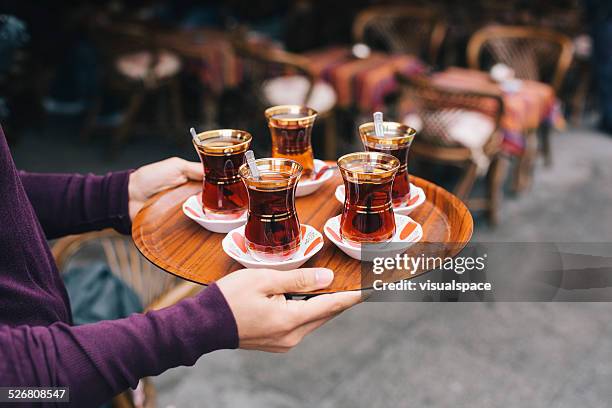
[9,120,612,408]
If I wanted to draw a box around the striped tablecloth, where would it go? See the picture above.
[304,46,425,113]
[431,67,564,155]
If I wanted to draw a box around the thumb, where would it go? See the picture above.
[182,160,204,181]
[264,268,335,294]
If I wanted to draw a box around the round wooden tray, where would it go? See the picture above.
[132,171,473,294]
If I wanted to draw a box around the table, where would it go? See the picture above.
[430,67,564,155]
[156,36,425,115]
[304,46,425,113]
[132,170,473,295]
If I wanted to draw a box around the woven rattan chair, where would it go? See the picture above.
[352,5,447,65]
[52,229,202,408]
[467,25,573,91]
[397,74,507,224]
[467,25,573,169]
[230,31,338,159]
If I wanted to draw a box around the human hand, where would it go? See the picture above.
[216,268,362,352]
[128,157,202,220]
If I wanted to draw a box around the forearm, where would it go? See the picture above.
[18,171,132,239]
[0,283,238,407]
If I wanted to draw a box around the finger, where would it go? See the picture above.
[181,160,204,181]
[287,290,363,325]
[262,268,335,295]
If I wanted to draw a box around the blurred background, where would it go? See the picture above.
[2,0,612,407]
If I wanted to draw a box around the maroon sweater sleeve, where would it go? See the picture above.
[1,127,239,406]
[0,283,238,407]
[18,171,133,239]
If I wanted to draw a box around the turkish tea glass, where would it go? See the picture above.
[239,158,303,262]
[193,129,251,219]
[338,152,400,243]
[265,105,317,179]
[359,121,416,206]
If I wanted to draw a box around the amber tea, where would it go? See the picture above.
[193,129,251,219]
[239,158,303,261]
[338,152,400,243]
[265,105,317,179]
[359,122,416,206]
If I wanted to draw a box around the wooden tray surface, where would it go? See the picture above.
[133,170,473,294]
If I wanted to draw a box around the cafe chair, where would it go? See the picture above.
[352,5,447,66]
[82,17,184,155]
[230,31,338,159]
[52,229,202,408]
[466,25,573,170]
[397,74,507,225]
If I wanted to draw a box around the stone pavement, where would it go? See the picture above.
[10,122,612,408]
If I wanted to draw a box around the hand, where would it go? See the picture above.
[128,157,202,220]
[216,268,363,352]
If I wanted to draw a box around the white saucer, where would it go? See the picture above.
[183,193,247,234]
[323,214,423,261]
[334,183,426,215]
[296,159,334,197]
[222,224,324,271]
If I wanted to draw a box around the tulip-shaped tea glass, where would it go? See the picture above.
[359,121,416,206]
[239,158,303,262]
[265,105,317,179]
[192,129,252,219]
[338,152,400,243]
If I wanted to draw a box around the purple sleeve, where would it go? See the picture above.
[0,283,238,407]
[18,171,133,239]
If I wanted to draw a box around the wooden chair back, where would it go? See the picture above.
[352,5,447,64]
[397,74,504,152]
[230,28,315,105]
[466,25,573,92]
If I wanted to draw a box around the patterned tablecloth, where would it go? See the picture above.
[431,67,564,155]
[304,46,425,113]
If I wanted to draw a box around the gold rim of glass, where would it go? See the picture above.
[337,152,400,183]
[193,129,252,155]
[239,158,303,190]
[265,105,318,127]
[359,121,416,148]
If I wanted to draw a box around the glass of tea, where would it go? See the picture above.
[238,158,303,262]
[359,121,416,207]
[338,152,400,243]
[193,129,252,220]
[265,105,317,179]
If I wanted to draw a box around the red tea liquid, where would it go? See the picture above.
[340,167,396,243]
[196,138,248,219]
[364,144,411,206]
[269,113,314,179]
[244,173,301,261]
